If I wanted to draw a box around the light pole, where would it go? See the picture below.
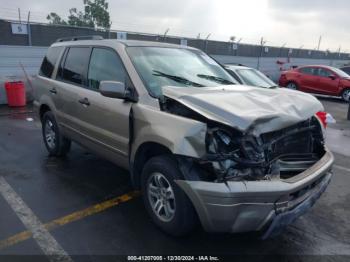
[257,37,266,70]
[205,33,211,53]
[163,28,170,42]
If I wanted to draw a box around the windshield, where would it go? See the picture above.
[235,68,277,88]
[332,67,350,78]
[127,47,238,97]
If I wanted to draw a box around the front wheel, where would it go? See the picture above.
[42,111,71,157]
[341,89,350,102]
[286,82,298,90]
[141,155,197,236]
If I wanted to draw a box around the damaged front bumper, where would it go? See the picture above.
[176,149,334,237]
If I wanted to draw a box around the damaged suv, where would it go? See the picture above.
[34,37,334,238]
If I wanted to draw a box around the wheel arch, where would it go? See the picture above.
[39,104,51,121]
[130,142,173,189]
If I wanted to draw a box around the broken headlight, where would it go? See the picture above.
[205,127,267,181]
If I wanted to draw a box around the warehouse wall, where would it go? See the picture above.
[2,19,350,60]
[0,45,47,104]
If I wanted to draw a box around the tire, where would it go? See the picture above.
[42,111,71,157]
[141,155,197,236]
[286,81,298,90]
[341,88,350,102]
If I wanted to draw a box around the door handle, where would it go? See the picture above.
[78,97,90,106]
[49,88,57,94]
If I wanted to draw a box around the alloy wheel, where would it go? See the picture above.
[287,82,297,90]
[147,172,176,222]
[342,89,350,102]
[44,120,56,149]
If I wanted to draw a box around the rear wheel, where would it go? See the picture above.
[141,155,197,236]
[341,89,350,102]
[42,111,71,157]
[286,82,298,90]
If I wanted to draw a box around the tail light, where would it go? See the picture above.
[316,111,336,128]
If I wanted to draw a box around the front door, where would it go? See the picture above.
[316,68,340,95]
[75,47,133,166]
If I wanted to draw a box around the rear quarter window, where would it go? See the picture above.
[39,47,64,78]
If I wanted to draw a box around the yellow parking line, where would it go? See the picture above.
[0,191,140,250]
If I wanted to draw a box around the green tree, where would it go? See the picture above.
[83,0,111,29]
[46,0,111,29]
[47,12,67,25]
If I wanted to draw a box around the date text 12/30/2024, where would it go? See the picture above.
[127,256,220,261]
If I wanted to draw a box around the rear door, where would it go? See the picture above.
[55,46,92,134]
[316,68,340,95]
[75,47,133,165]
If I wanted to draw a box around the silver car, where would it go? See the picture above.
[34,37,334,238]
[225,64,278,88]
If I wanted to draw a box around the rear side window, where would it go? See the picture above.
[61,47,91,85]
[87,48,127,90]
[299,67,316,76]
[39,47,63,78]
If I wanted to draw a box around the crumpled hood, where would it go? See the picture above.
[162,85,324,136]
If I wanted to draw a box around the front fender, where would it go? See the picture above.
[130,104,207,163]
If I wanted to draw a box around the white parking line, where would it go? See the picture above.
[0,176,73,262]
[334,165,350,173]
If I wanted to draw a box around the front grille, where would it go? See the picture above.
[261,118,322,163]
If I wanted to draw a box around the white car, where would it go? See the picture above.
[225,64,278,88]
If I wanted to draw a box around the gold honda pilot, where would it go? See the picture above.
[34,36,334,238]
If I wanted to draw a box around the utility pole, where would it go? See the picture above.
[163,28,169,42]
[18,8,21,23]
[257,37,265,70]
[27,11,32,46]
[205,33,211,53]
[317,36,322,51]
[279,43,286,57]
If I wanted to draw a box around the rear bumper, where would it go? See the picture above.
[176,149,334,236]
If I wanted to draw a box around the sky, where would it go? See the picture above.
[0,0,349,51]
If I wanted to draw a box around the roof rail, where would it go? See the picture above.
[55,35,104,43]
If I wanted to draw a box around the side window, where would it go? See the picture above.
[299,67,316,76]
[61,47,91,85]
[318,68,332,77]
[88,48,127,90]
[39,47,63,78]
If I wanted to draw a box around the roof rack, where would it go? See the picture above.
[55,35,104,43]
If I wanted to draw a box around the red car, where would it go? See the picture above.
[279,65,350,101]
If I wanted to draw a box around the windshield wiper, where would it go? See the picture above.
[153,70,204,87]
[197,74,235,85]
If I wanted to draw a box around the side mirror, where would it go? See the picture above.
[99,81,130,100]
[329,75,337,80]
